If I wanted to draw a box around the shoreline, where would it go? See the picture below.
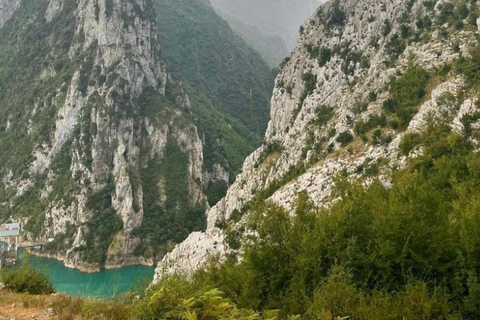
[27,250,155,274]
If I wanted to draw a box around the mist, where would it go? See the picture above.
[209,0,326,51]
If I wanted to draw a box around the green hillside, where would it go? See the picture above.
[153,0,274,178]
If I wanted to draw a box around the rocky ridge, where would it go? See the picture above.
[155,0,480,279]
[0,0,226,271]
[0,0,19,28]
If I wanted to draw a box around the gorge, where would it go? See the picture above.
[1,0,480,318]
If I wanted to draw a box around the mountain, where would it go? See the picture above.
[209,0,321,51]
[152,0,274,182]
[215,13,289,68]
[0,0,272,271]
[0,0,20,27]
[156,0,480,285]
[2,0,480,317]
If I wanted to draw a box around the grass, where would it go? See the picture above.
[0,289,128,320]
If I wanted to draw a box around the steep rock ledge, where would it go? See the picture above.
[0,0,20,28]
[155,0,480,279]
[0,0,210,271]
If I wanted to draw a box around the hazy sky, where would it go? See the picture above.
[209,0,325,49]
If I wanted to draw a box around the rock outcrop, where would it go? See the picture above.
[155,0,480,279]
[0,0,20,28]
[0,0,220,271]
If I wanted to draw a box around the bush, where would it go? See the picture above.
[129,275,279,320]
[456,45,480,87]
[327,0,346,28]
[318,47,333,67]
[310,105,334,127]
[399,132,420,155]
[299,72,317,108]
[105,0,114,18]
[382,19,392,36]
[1,253,54,295]
[336,131,354,147]
[383,65,430,129]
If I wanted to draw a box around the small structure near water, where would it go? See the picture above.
[0,222,20,269]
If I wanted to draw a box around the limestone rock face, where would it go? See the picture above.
[0,0,214,271]
[155,0,480,278]
[153,228,225,283]
[0,0,20,28]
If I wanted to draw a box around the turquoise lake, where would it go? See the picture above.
[20,251,154,299]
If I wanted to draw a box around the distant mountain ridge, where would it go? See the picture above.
[218,12,289,67]
[209,0,320,50]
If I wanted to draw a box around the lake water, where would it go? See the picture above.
[20,251,154,298]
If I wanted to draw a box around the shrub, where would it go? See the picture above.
[456,45,480,87]
[2,253,54,295]
[384,65,430,129]
[299,72,317,108]
[255,141,284,167]
[310,105,334,127]
[327,0,346,28]
[385,34,406,63]
[105,0,114,18]
[382,19,392,36]
[336,131,354,146]
[129,275,280,320]
[318,47,333,67]
[399,132,420,156]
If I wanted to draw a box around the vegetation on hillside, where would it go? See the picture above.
[5,122,480,319]
[0,0,79,180]
[383,65,430,129]
[132,142,206,259]
[153,123,480,319]
[153,0,274,180]
[1,254,54,295]
[0,0,274,265]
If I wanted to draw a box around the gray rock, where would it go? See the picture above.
[155,0,480,279]
[0,0,21,29]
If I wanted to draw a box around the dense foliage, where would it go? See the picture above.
[57,176,123,265]
[153,0,274,179]
[1,254,54,295]
[383,65,430,129]
[133,143,206,259]
[0,0,100,180]
[142,123,480,319]
[5,122,480,318]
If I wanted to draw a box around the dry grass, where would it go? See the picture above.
[0,290,128,320]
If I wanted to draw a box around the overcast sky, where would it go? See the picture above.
[210,0,326,49]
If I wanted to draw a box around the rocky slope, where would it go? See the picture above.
[0,0,271,271]
[0,0,199,271]
[0,0,19,28]
[209,0,322,67]
[155,0,480,279]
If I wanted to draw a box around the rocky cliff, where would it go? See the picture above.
[0,0,269,271]
[155,0,480,279]
[0,0,20,28]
